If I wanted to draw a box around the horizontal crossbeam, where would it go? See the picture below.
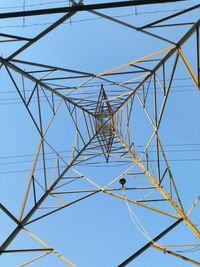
[0,0,186,19]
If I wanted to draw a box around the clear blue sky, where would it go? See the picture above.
[0,1,200,267]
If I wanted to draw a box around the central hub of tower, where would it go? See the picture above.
[95,85,115,163]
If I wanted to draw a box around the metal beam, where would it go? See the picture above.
[6,11,77,61]
[117,218,183,266]
[0,128,100,254]
[113,18,200,114]
[0,204,19,225]
[115,132,200,239]
[151,244,200,266]
[0,248,53,253]
[0,0,186,19]
[0,58,94,116]
[139,4,200,30]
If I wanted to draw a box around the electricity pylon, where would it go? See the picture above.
[0,2,200,266]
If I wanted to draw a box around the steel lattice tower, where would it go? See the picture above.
[0,1,200,266]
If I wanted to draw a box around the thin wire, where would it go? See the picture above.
[0,8,186,29]
[0,150,199,166]
[0,88,197,106]
[125,193,200,254]
[72,158,200,168]
[0,81,196,95]
[0,158,200,175]
[0,144,199,160]
[0,1,71,10]
[123,188,155,242]
[23,0,26,27]
[175,246,200,254]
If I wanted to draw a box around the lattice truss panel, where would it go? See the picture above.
[0,1,200,266]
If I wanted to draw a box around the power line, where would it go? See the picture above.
[0,143,199,160]
[0,86,196,99]
[0,77,194,94]
[0,80,197,107]
[0,89,196,106]
[0,1,71,10]
[0,8,186,29]
[0,0,187,12]
[0,158,199,175]
[0,147,199,166]
[0,145,199,174]
[0,1,187,20]
[0,78,196,94]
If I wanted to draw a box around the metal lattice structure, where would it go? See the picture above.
[0,1,200,266]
